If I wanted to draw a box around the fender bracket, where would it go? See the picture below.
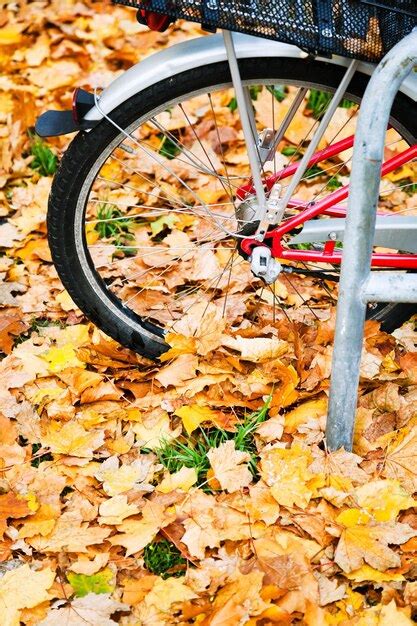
[35,89,97,137]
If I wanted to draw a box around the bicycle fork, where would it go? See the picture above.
[223,28,358,271]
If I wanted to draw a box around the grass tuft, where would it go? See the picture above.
[154,399,271,490]
[143,539,186,578]
[307,89,355,120]
[157,134,181,159]
[95,202,135,254]
[29,133,58,176]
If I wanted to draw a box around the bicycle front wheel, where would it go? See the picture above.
[48,57,417,357]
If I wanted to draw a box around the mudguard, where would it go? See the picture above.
[83,31,417,125]
[36,32,417,136]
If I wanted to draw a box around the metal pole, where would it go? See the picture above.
[326,29,417,451]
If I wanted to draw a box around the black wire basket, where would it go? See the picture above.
[113,0,417,63]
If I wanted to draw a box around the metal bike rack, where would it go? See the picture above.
[326,28,417,451]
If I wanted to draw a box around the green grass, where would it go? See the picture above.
[307,89,355,120]
[228,85,264,112]
[154,399,271,490]
[281,145,302,157]
[395,178,417,196]
[304,164,325,179]
[143,539,187,578]
[14,318,65,347]
[95,203,135,254]
[29,134,58,176]
[267,84,287,102]
[157,134,181,159]
[326,175,343,191]
[31,443,53,467]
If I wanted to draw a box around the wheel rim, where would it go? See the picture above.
[73,75,415,341]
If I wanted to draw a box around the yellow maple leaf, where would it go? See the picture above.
[353,479,415,522]
[18,504,59,539]
[383,424,417,494]
[222,335,288,362]
[211,571,268,620]
[0,25,23,45]
[143,577,197,613]
[108,501,175,556]
[94,455,155,496]
[181,489,254,559]
[98,495,140,525]
[335,510,417,572]
[284,396,328,434]
[353,599,413,625]
[345,564,405,583]
[29,511,111,553]
[56,289,78,312]
[132,411,181,449]
[259,444,319,509]
[167,301,225,356]
[386,164,415,183]
[207,440,252,493]
[0,564,55,626]
[247,481,281,525]
[174,404,222,435]
[38,593,128,626]
[156,466,198,493]
[155,353,198,387]
[42,343,85,373]
[42,421,104,458]
[159,332,198,361]
[270,362,299,411]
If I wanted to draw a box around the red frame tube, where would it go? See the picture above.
[240,141,417,268]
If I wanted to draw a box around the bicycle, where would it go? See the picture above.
[36,0,417,358]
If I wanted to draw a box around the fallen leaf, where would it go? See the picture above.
[260,444,319,509]
[345,564,405,582]
[0,309,28,354]
[222,335,288,362]
[94,455,155,496]
[156,466,198,493]
[168,302,226,355]
[42,343,85,373]
[155,354,198,387]
[132,411,181,449]
[0,24,24,45]
[42,421,104,458]
[0,492,33,537]
[108,500,175,556]
[353,479,415,522]
[207,440,252,493]
[316,573,346,606]
[335,509,417,572]
[67,568,114,597]
[159,332,197,361]
[284,396,328,434]
[383,424,417,493]
[143,576,197,613]
[174,404,227,435]
[29,511,111,553]
[39,593,128,626]
[0,564,55,626]
[98,495,140,525]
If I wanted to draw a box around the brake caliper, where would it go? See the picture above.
[249,246,282,284]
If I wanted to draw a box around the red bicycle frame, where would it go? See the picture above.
[239,136,417,268]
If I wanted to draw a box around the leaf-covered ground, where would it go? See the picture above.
[0,1,417,624]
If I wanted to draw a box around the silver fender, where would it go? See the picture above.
[84,32,417,124]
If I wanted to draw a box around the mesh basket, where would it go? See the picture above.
[113,0,417,63]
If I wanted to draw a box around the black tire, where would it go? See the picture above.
[48,57,417,358]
